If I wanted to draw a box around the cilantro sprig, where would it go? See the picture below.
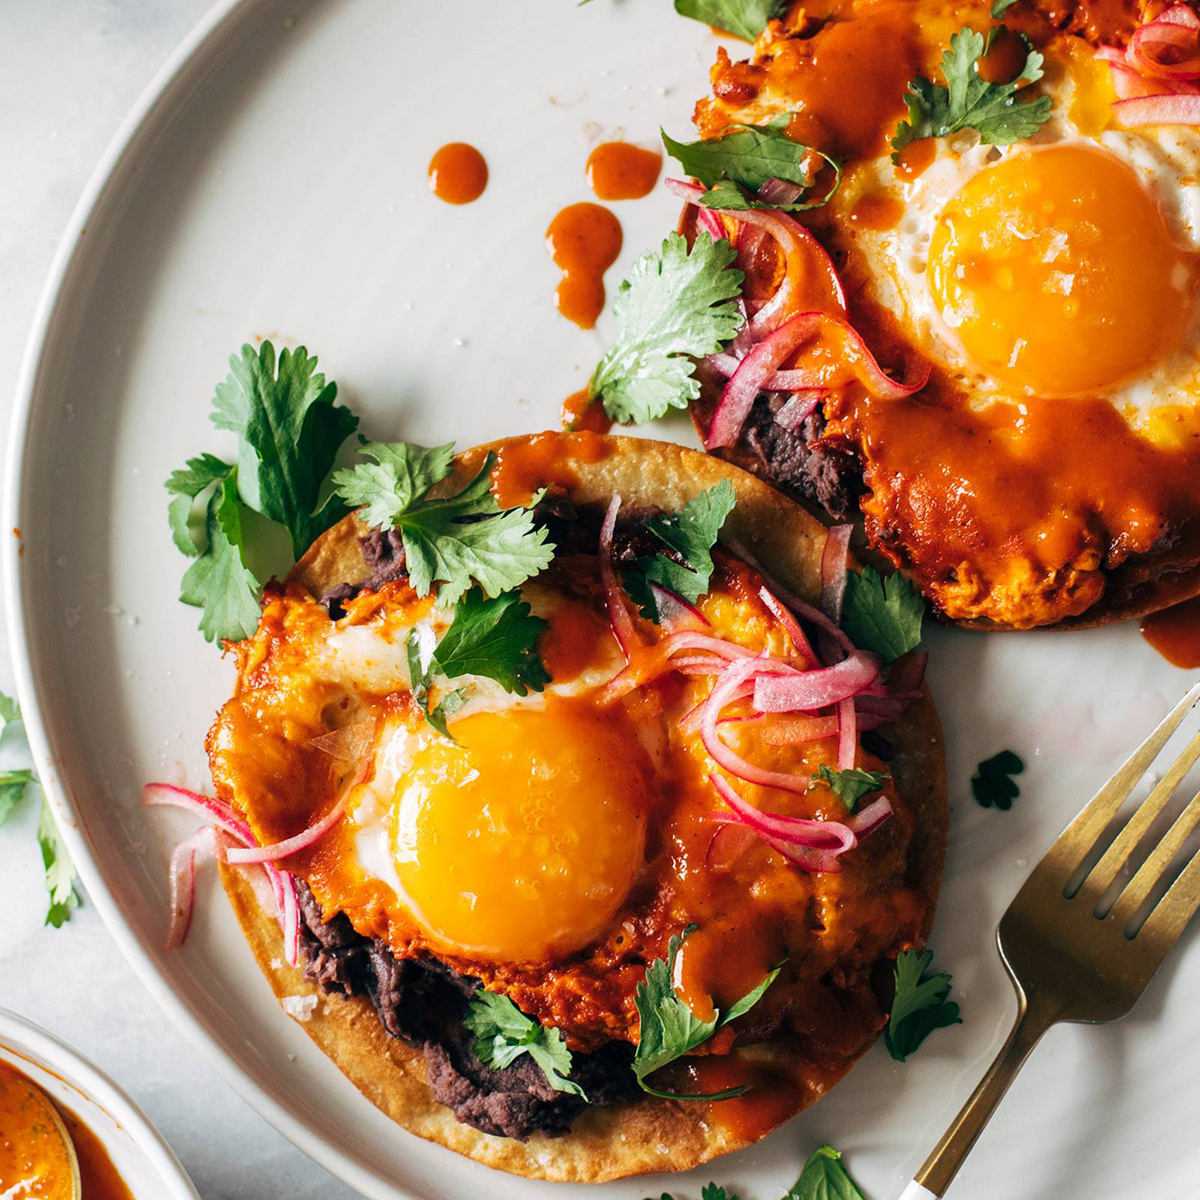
[333,442,555,607]
[885,948,962,1061]
[972,749,1024,810]
[812,764,889,812]
[463,990,585,1098]
[662,120,842,213]
[633,928,780,1099]
[891,26,1052,161]
[0,690,80,927]
[624,481,736,620]
[673,0,786,41]
[647,1141,863,1200]
[590,233,745,426]
[840,567,925,663]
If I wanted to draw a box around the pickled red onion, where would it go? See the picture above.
[224,796,348,865]
[751,650,881,712]
[600,494,639,659]
[1114,92,1200,123]
[1128,10,1200,79]
[820,524,853,624]
[164,825,217,950]
[758,585,818,668]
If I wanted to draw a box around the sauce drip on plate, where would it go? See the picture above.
[586,142,662,201]
[490,430,612,509]
[545,203,622,328]
[427,143,488,205]
[561,387,613,434]
[1142,596,1200,668]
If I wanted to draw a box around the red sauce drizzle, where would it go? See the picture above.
[490,430,612,509]
[683,1056,807,1141]
[427,143,488,205]
[545,203,622,328]
[1141,596,1200,668]
[586,142,662,201]
[561,387,614,434]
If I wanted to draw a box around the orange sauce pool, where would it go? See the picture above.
[0,1063,76,1199]
[60,1107,132,1200]
[1142,596,1200,668]
[673,919,780,1023]
[490,429,612,509]
[682,1056,807,1141]
[561,387,614,434]
[427,142,488,205]
[545,203,622,328]
[586,142,662,201]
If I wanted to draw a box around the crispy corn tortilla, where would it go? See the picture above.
[221,434,948,1182]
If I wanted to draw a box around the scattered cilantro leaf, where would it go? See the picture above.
[662,122,842,213]
[433,588,550,696]
[177,467,262,643]
[885,948,962,1062]
[633,928,781,1099]
[972,749,1024,810]
[674,0,786,41]
[165,453,235,558]
[624,481,737,620]
[891,26,1052,161]
[426,688,467,739]
[840,567,924,663]
[464,990,586,1099]
[812,764,889,812]
[701,1187,742,1200]
[990,0,1019,15]
[38,792,80,928]
[210,341,359,559]
[590,232,744,426]
[787,1144,866,1200]
[334,448,554,606]
[329,439,456,532]
[0,690,20,743]
[0,769,34,827]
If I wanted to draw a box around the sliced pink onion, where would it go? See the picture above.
[1128,14,1200,79]
[651,582,710,632]
[599,494,638,660]
[774,392,822,431]
[280,874,301,966]
[143,783,254,845]
[820,525,853,623]
[665,177,730,240]
[705,822,759,873]
[847,795,894,837]
[164,825,217,950]
[836,697,857,771]
[758,177,804,205]
[707,351,832,397]
[758,585,818,668]
[752,650,881,713]
[224,796,348,865]
[1113,92,1200,122]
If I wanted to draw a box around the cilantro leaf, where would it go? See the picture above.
[885,948,962,1062]
[701,1187,742,1200]
[812,764,889,812]
[434,588,550,696]
[211,341,359,559]
[787,1144,866,1200]
[177,467,263,643]
[38,792,80,928]
[633,928,781,1099]
[426,688,467,739]
[463,991,586,1099]
[334,448,554,606]
[330,439,456,532]
[971,749,1024,810]
[625,481,737,620]
[0,769,34,827]
[674,0,786,41]
[590,233,744,426]
[0,690,20,744]
[990,0,1019,15]
[165,453,235,558]
[891,26,1052,161]
[840,567,924,662]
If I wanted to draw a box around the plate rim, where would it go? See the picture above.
[1,2,416,1196]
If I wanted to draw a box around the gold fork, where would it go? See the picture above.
[898,681,1200,1200]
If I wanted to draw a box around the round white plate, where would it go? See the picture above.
[6,1,1200,1197]
[0,1008,199,1200]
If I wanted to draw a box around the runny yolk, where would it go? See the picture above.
[391,704,647,962]
[927,143,1193,396]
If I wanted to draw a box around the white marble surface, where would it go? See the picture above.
[0,3,360,1195]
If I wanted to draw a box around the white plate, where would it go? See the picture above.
[0,1008,199,1200]
[5,1,1200,1197]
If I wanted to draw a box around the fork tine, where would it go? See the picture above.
[1106,787,1200,929]
[1046,683,1200,879]
[1076,725,1200,905]
[1128,836,1200,957]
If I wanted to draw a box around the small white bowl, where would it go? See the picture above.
[0,1008,199,1200]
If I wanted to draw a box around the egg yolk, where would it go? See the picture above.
[927,143,1192,396]
[391,703,648,963]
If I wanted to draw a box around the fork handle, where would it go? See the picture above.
[898,993,1060,1198]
